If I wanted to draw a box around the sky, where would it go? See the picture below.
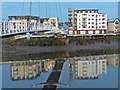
[1,2,119,22]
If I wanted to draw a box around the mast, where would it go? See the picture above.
[28,1,32,31]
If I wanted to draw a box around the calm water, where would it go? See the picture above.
[1,54,119,89]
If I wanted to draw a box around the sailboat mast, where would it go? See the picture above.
[28,1,32,31]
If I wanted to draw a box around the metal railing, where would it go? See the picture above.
[0,21,59,36]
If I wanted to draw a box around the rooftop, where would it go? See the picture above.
[108,18,120,23]
[8,15,40,20]
[74,9,99,11]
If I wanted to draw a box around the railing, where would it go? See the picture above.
[0,21,59,36]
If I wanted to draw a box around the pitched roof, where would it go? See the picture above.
[108,18,120,23]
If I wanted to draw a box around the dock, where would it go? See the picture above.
[42,60,65,90]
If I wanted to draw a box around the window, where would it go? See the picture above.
[10,31,12,33]
[92,15,94,17]
[83,26,86,28]
[12,18,15,20]
[102,61,105,63]
[102,18,105,20]
[13,23,16,29]
[19,26,21,30]
[92,22,94,24]
[74,14,77,16]
[115,21,119,24]
[102,15,105,17]
[102,26,105,28]
[102,22,105,24]
[92,26,94,28]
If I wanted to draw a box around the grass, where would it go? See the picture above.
[2,35,120,45]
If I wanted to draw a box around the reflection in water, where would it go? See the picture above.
[106,54,120,67]
[6,54,119,88]
[11,59,56,80]
[69,55,107,80]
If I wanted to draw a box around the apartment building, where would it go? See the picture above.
[106,54,120,67]
[68,8,107,35]
[8,16,40,34]
[1,16,59,35]
[69,55,107,80]
[40,17,59,29]
[107,18,120,33]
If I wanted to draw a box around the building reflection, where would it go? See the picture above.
[10,54,120,81]
[107,54,120,67]
[10,59,56,81]
[69,55,107,80]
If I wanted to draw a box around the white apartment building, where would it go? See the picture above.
[8,16,40,34]
[69,55,107,80]
[68,8,107,35]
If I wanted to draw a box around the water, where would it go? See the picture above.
[1,54,119,89]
